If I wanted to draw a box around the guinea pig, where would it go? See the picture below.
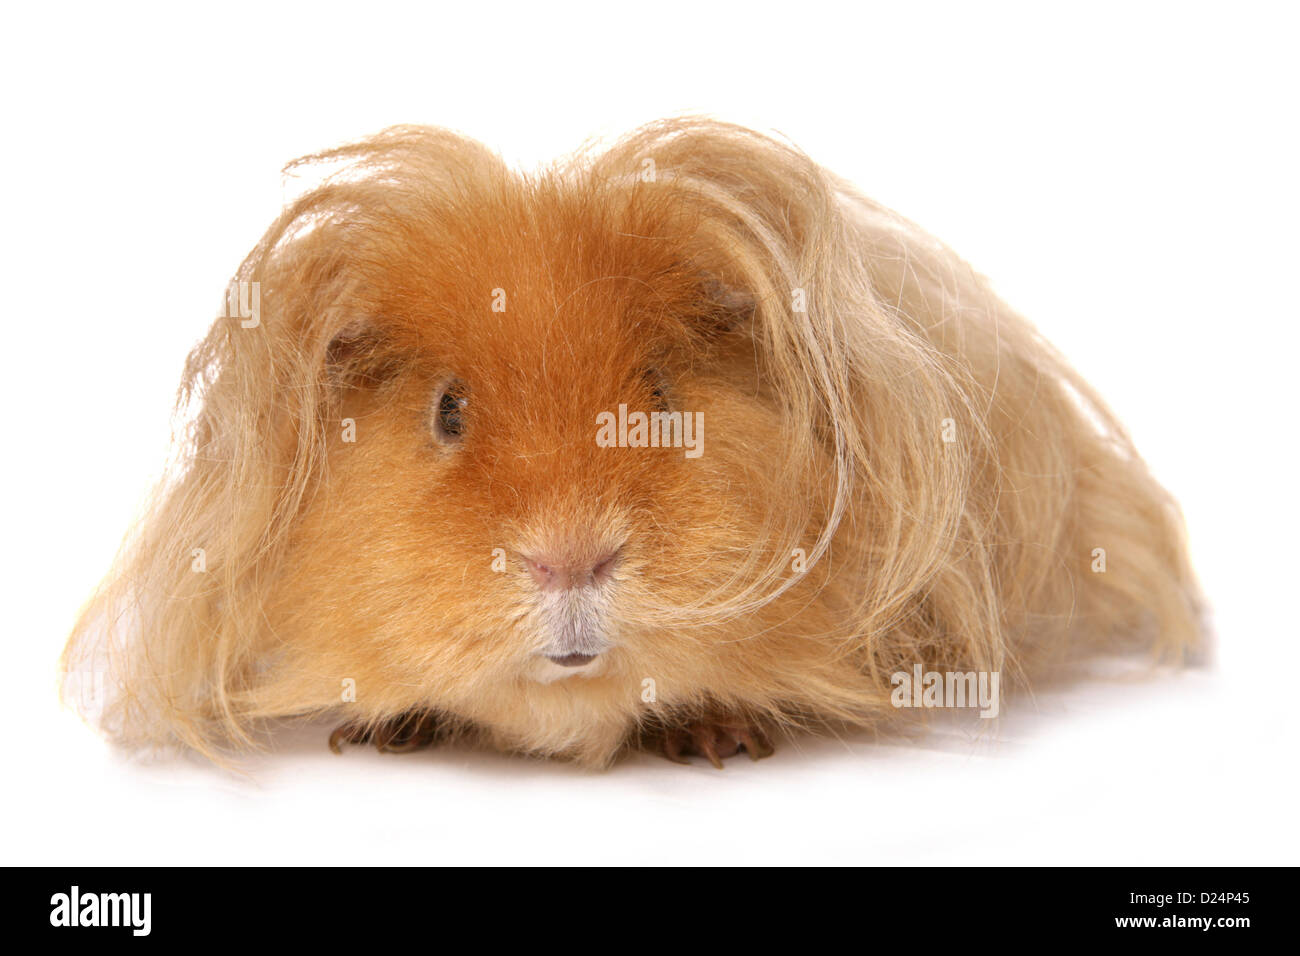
[60,117,1204,769]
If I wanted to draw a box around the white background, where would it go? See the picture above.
[3,1,1296,864]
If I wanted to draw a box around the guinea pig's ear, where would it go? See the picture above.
[694,271,757,338]
[323,317,402,389]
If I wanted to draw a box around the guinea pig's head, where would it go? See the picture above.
[249,144,839,757]
[66,122,956,763]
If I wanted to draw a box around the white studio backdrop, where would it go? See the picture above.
[1,1,1296,864]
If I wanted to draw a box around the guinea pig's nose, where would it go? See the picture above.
[521,547,621,591]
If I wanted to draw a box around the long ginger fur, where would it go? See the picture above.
[61,118,1203,766]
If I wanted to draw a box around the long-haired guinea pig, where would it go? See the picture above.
[60,118,1204,768]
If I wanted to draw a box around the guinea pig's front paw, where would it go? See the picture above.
[658,717,775,769]
[328,711,444,755]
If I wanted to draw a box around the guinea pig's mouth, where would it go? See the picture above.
[546,652,599,667]
[533,646,610,683]
[531,588,614,679]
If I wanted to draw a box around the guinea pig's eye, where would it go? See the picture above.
[433,378,468,442]
[642,367,671,412]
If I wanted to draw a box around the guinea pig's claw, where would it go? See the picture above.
[661,733,691,765]
[659,720,774,768]
[738,728,776,761]
[328,712,443,755]
[328,722,367,754]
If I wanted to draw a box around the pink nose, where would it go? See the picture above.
[521,547,621,591]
